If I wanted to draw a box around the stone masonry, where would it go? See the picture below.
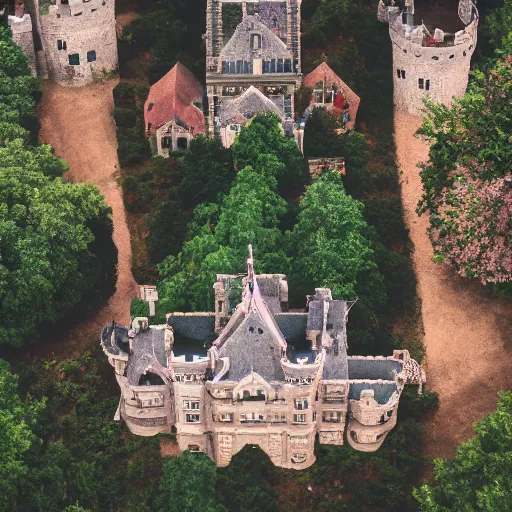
[378,0,478,116]
[7,0,118,86]
[101,247,425,469]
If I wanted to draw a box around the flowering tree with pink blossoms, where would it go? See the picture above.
[430,169,512,284]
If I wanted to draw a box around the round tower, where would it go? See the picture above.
[33,0,118,86]
[378,0,478,116]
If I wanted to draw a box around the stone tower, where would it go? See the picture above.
[378,0,478,116]
[30,0,118,85]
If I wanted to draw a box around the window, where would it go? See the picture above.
[426,79,430,91]
[183,400,200,410]
[291,453,307,464]
[68,53,80,66]
[401,69,405,79]
[396,68,405,79]
[294,398,308,410]
[147,103,154,112]
[240,413,265,422]
[251,34,262,50]
[147,122,152,132]
[322,411,341,423]
[432,56,439,60]
[243,390,250,399]
[277,58,283,73]
[177,137,188,150]
[87,50,96,62]
[293,414,306,423]
[185,413,200,423]
[418,78,424,89]
[257,389,265,397]
[270,413,286,423]
[57,40,67,51]
[213,413,233,422]
[188,444,201,452]
[313,412,317,421]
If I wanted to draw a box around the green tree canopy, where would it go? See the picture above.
[288,170,382,301]
[158,163,289,313]
[157,451,226,512]
[414,392,512,511]
[178,136,235,209]
[231,113,309,199]
[0,169,112,345]
[0,359,43,512]
[418,50,512,206]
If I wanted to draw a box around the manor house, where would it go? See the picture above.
[101,247,425,469]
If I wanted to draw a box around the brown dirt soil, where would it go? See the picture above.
[160,437,180,458]
[36,80,139,357]
[394,112,512,459]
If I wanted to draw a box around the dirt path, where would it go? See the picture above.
[38,80,138,351]
[394,112,512,459]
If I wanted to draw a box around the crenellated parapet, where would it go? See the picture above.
[378,0,478,115]
[101,247,425,469]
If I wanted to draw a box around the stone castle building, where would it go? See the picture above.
[378,0,478,115]
[205,0,303,147]
[4,0,118,85]
[101,248,425,469]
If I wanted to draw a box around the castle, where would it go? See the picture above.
[4,0,118,85]
[101,248,425,469]
[378,0,478,115]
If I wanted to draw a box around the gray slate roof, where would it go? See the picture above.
[220,15,292,63]
[167,314,215,341]
[218,310,285,382]
[348,359,402,380]
[126,328,167,385]
[348,382,398,404]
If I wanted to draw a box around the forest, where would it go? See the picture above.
[0,0,511,511]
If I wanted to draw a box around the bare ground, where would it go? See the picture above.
[36,80,138,356]
[394,112,512,459]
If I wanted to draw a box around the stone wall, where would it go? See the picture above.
[33,0,118,86]
[389,15,478,116]
[8,14,37,75]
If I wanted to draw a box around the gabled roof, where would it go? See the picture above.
[303,62,360,129]
[213,246,288,381]
[220,85,283,125]
[144,62,205,133]
[220,14,292,63]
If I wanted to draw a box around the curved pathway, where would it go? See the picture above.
[394,112,512,459]
[38,80,138,352]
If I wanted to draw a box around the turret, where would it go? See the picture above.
[32,0,118,85]
[378,0,478,115]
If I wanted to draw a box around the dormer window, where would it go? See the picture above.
[251,34,262,50]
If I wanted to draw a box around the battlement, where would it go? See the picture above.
[379,0,478,115]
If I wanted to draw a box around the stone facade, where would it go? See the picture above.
[101,248,425,469]
[205,0,302,146]
[378,0,478,116]
[8,13,37,75]
[7,0,118,85]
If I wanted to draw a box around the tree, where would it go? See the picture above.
[178,136,235,209]
[418,52,512,207]
[0,169,113,345]
[288,171,382,301]
[414,392,512,511]
[157,451,226,512]
[148,199,191,263]
[0,26,31,78]
[231,113,309,199]
[429,170,512,284]
[158,164,290,313]
[0,359,43,512]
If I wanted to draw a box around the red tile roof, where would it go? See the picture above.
[144,62,205,134]
[303,62,360,130]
